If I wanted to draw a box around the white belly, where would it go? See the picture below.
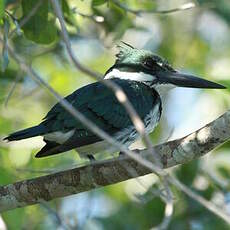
[44,130,75,144]
[76,141,112,154]
[76,140,121,159]
[76,107,160,158]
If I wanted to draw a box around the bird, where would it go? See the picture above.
[4,43,225,160]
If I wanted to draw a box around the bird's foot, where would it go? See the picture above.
[119,149,141,157]
[87,154,96,163]
[119,151,125,157]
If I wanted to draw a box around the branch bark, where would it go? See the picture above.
[1,110,229,213]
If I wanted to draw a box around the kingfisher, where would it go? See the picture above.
[4,43,225,160]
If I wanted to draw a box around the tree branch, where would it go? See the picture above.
[1,110,230,213]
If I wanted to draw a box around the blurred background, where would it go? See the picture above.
[0,0,230,229]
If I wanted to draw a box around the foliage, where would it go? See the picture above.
[21,0,57,44]
[0,0,230,229]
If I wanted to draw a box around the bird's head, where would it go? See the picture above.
[104,42,225,91]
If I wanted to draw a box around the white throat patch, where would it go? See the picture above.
[104,68,155,82]
[104,68,176,100]
[154,83,175,99]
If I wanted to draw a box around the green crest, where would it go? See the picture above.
[115,42,155,65]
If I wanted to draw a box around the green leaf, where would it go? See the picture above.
[92,0,107,7]
[61,0,71,15]
[61,0,77,27]
[176,160,199,186]
[92,3,135,40]
[97,196,165,229]
[21,0,57,44]
[0,0,5,20]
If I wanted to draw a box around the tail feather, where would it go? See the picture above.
[35,141,61,158]
[4,124,46,141]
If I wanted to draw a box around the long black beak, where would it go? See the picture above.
[158,71,226,89]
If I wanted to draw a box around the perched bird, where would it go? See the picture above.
[4,43,225,159]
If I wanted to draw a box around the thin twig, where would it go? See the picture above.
[40,201,71,230]
[73,8,104,23]
[15,161,88,174]
[153,177,174,230]
[135,180,168,203]
[112,1,197,16]
[4,72,22,107]
[168,175,230,225]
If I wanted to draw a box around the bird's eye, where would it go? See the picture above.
[143,58,155,69]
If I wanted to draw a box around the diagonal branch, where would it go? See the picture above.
[0,109,230,213]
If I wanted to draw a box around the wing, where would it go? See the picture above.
[36,79,160,157]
